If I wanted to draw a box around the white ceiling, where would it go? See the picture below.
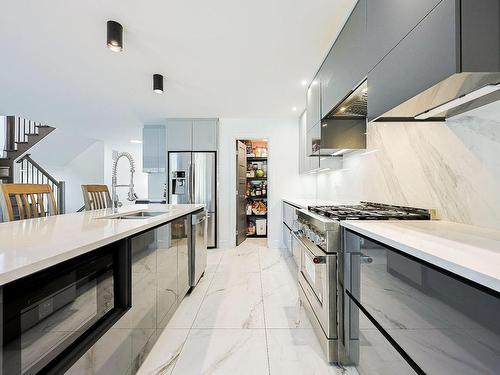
[0,0,356,142]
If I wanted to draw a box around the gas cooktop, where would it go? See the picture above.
[307,202,431,221]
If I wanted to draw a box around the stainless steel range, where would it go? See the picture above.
[292,202,431,363]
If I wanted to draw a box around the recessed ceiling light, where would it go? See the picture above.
[291,107,297,111]
[153,74,164,94]
[339,107,347,112]
[107,21,123,52]
[130,140,142,144]
[301,80,308,86]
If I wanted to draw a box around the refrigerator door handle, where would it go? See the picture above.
[190,162,195,204]
[186,163,191,204]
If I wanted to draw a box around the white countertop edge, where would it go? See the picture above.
[0,205,204,286]
[341,221,500,294]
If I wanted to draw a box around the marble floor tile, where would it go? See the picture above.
[167,272,215,329]
[172,329,268,375]
[216,247,261,273]
[192,272,265,329]
[266,329,341,375]
[206,249,225,273]
[136,329,190,375]
[261,270,311,329]
[259,247,296,274]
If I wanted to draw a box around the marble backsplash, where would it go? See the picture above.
[309,115,500,230]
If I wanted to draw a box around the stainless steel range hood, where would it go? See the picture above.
[379,74,500,120]
[372,0,500,121]
[312,80,367,156]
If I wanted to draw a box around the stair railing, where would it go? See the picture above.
[6,116,41,149]
[16,154,66,214]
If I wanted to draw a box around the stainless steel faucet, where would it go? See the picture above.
[111,152,138,212]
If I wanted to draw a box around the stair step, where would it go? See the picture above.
[15,141,29,145]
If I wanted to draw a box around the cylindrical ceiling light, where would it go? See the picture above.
[107,20,123,52]
[153,74,164,94]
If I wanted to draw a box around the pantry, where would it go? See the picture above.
[236,139,268,245]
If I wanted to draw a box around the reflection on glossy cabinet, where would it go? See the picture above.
[66,219,193,374]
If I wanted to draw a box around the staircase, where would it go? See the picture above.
[1,116,65,213]
[1,116,55,183]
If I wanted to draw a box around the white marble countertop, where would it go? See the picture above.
[282,198,340,209]
[341,220,500,293]
[0,204,204,286]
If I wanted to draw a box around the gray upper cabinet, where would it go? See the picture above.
[367,0,457,121]
[299,110,319,173]
[166,118,218,151]
[166,119,193,151]
[143,125,166,173]
[306,123,320,170]
[192,119,218,151]
[306,78,321,130]
[367,0,442,71]
[320,0,367,118]
[299,111,307,174]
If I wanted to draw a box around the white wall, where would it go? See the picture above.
[218,118,303,249]
[21,130,105,212]
[43,141,105,212]
[0,116,5,157]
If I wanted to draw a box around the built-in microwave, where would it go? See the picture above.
[1,243,130,375]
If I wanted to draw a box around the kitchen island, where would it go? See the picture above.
[0,204,204,375]
[340,220,500,374]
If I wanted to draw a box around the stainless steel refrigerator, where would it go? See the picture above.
[168,151,217,248]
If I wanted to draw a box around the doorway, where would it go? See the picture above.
[236,139,268,245]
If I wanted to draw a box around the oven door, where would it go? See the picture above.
[294,231,337,338]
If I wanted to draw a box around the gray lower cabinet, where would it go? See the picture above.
[66,217,191,375]
[282,201,298,256]
[143,125,166,173]
[367,0,442,72]
[342,229,500,374]
[282,223,292,256]
[367,0,457,121]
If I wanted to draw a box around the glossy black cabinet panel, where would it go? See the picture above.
[367,0,442,71]
[367,0,458,121]
[344,229,500,374]
[1,243,130,375]
[344,294,417,375]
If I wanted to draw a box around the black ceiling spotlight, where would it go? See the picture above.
[107,20,123,52]
[153,74,164,94]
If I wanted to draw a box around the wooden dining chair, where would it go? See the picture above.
[81,184,112,210]
[0,183,58,222]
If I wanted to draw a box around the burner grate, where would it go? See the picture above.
[308,203,431,220]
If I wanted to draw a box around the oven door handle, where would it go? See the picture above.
[291,230,327,262]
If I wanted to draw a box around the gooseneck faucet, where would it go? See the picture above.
[111,152,138,212]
